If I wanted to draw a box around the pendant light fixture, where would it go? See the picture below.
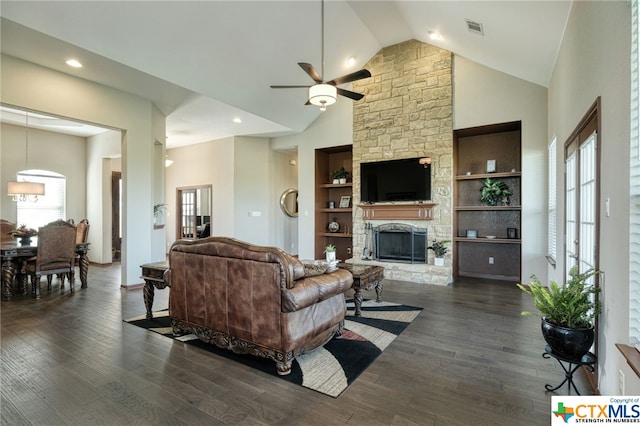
[7,111,45,202]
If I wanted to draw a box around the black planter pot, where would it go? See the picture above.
[541,317,594,360]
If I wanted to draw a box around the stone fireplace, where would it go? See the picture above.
[351,39,453,285]
[373,223,427,263]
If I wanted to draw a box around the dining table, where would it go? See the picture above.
[0,239,90,300]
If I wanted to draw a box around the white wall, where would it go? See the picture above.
[271,97,354,259]
[233,137,271,245]
[165,136,297,252]
[548,0,634,395]
[1,122,86,223]
[165,138,235,248]
[453,56,549,283]
[2,55,165,286]
[86,130,121,264]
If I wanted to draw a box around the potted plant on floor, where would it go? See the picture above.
[428,239,450,266]
[517,266,601,359]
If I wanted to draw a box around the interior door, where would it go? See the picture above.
[111,171,121,261]
[176,185,212,239]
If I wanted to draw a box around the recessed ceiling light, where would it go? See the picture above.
[345,56,356,67]
[66,59,83,68]
[233,117,242,123]
[428,31,442,41]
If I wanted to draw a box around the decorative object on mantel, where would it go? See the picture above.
[428,239,450,266]
[480,177,512,206]
[324,244,336,262]
[10,224,38,246]
[517,266,601,360]
[327,218,340,233]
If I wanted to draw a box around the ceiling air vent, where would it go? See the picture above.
[465,19,484,36]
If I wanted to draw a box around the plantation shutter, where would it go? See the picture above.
[630,0,640,346]
[548,138,557,262]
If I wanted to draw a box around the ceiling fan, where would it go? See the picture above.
[270,0,371,111]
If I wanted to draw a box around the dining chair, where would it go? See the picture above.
[1,219,16,242]
[22,219,77,298]
[68,219,89,284]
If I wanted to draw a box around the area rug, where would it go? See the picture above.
[124,299,422,397]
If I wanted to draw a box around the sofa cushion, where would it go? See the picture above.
[281,268,353,312]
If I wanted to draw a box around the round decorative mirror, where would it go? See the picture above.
[280,188,298,217]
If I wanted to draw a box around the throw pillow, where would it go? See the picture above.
[301,260,329,277]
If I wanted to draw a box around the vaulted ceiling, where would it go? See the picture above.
[0,1,572,147]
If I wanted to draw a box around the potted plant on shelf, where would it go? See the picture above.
[480,177,512,206]
[516,266,601,360]
[428,239,450,266]
[332,167,350,184]
[324,244,336,262]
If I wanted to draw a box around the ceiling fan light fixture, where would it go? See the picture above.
[308,84,337,109]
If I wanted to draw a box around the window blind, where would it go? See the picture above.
[630,0,640,346]
[548,138,557,262]
[16,170,66,229]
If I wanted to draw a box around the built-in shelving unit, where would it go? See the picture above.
[315,146,353,260]
[453,121,522,281]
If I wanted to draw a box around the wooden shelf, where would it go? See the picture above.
[453,121,522,282]
[456,171,521,180]
[455,237,521,244]
[319,183,353,189]
[320,208,352,213]
[455,206,522,211]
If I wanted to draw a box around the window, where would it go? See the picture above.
[16,170,66,229]
[629,0,640,346]
[548,138,557,264]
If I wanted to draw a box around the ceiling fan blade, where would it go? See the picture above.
[270,85,311,89]
[305,99,312,106]
[337,88,365,101]
[298,63,323,83]
[327,69,371,86]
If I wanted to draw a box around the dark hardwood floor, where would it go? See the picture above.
[1,263,594,425]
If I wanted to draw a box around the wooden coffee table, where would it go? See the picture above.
[338,263,384,316]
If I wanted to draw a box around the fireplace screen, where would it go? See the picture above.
[373,223,427,263]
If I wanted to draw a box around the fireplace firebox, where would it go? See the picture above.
[372,223,427,263]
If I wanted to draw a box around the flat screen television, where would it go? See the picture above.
[360,157,431,202]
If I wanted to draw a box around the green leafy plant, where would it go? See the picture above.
[516,266,601,329]
[428,239,450,257]
[332,167,349,180]
[480,178,512,206]
[323,244,336,253]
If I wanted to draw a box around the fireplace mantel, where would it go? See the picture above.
[359,203,436,220]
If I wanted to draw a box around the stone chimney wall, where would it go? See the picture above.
[351,39,453,284]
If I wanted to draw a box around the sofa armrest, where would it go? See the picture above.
[281,269,353,312]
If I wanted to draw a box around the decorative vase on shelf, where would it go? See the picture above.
[332,179,340,184]
[339,178,347,184]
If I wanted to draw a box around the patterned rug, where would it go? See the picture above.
[124,299,422,397]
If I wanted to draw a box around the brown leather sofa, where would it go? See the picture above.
[165,237,353,375]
